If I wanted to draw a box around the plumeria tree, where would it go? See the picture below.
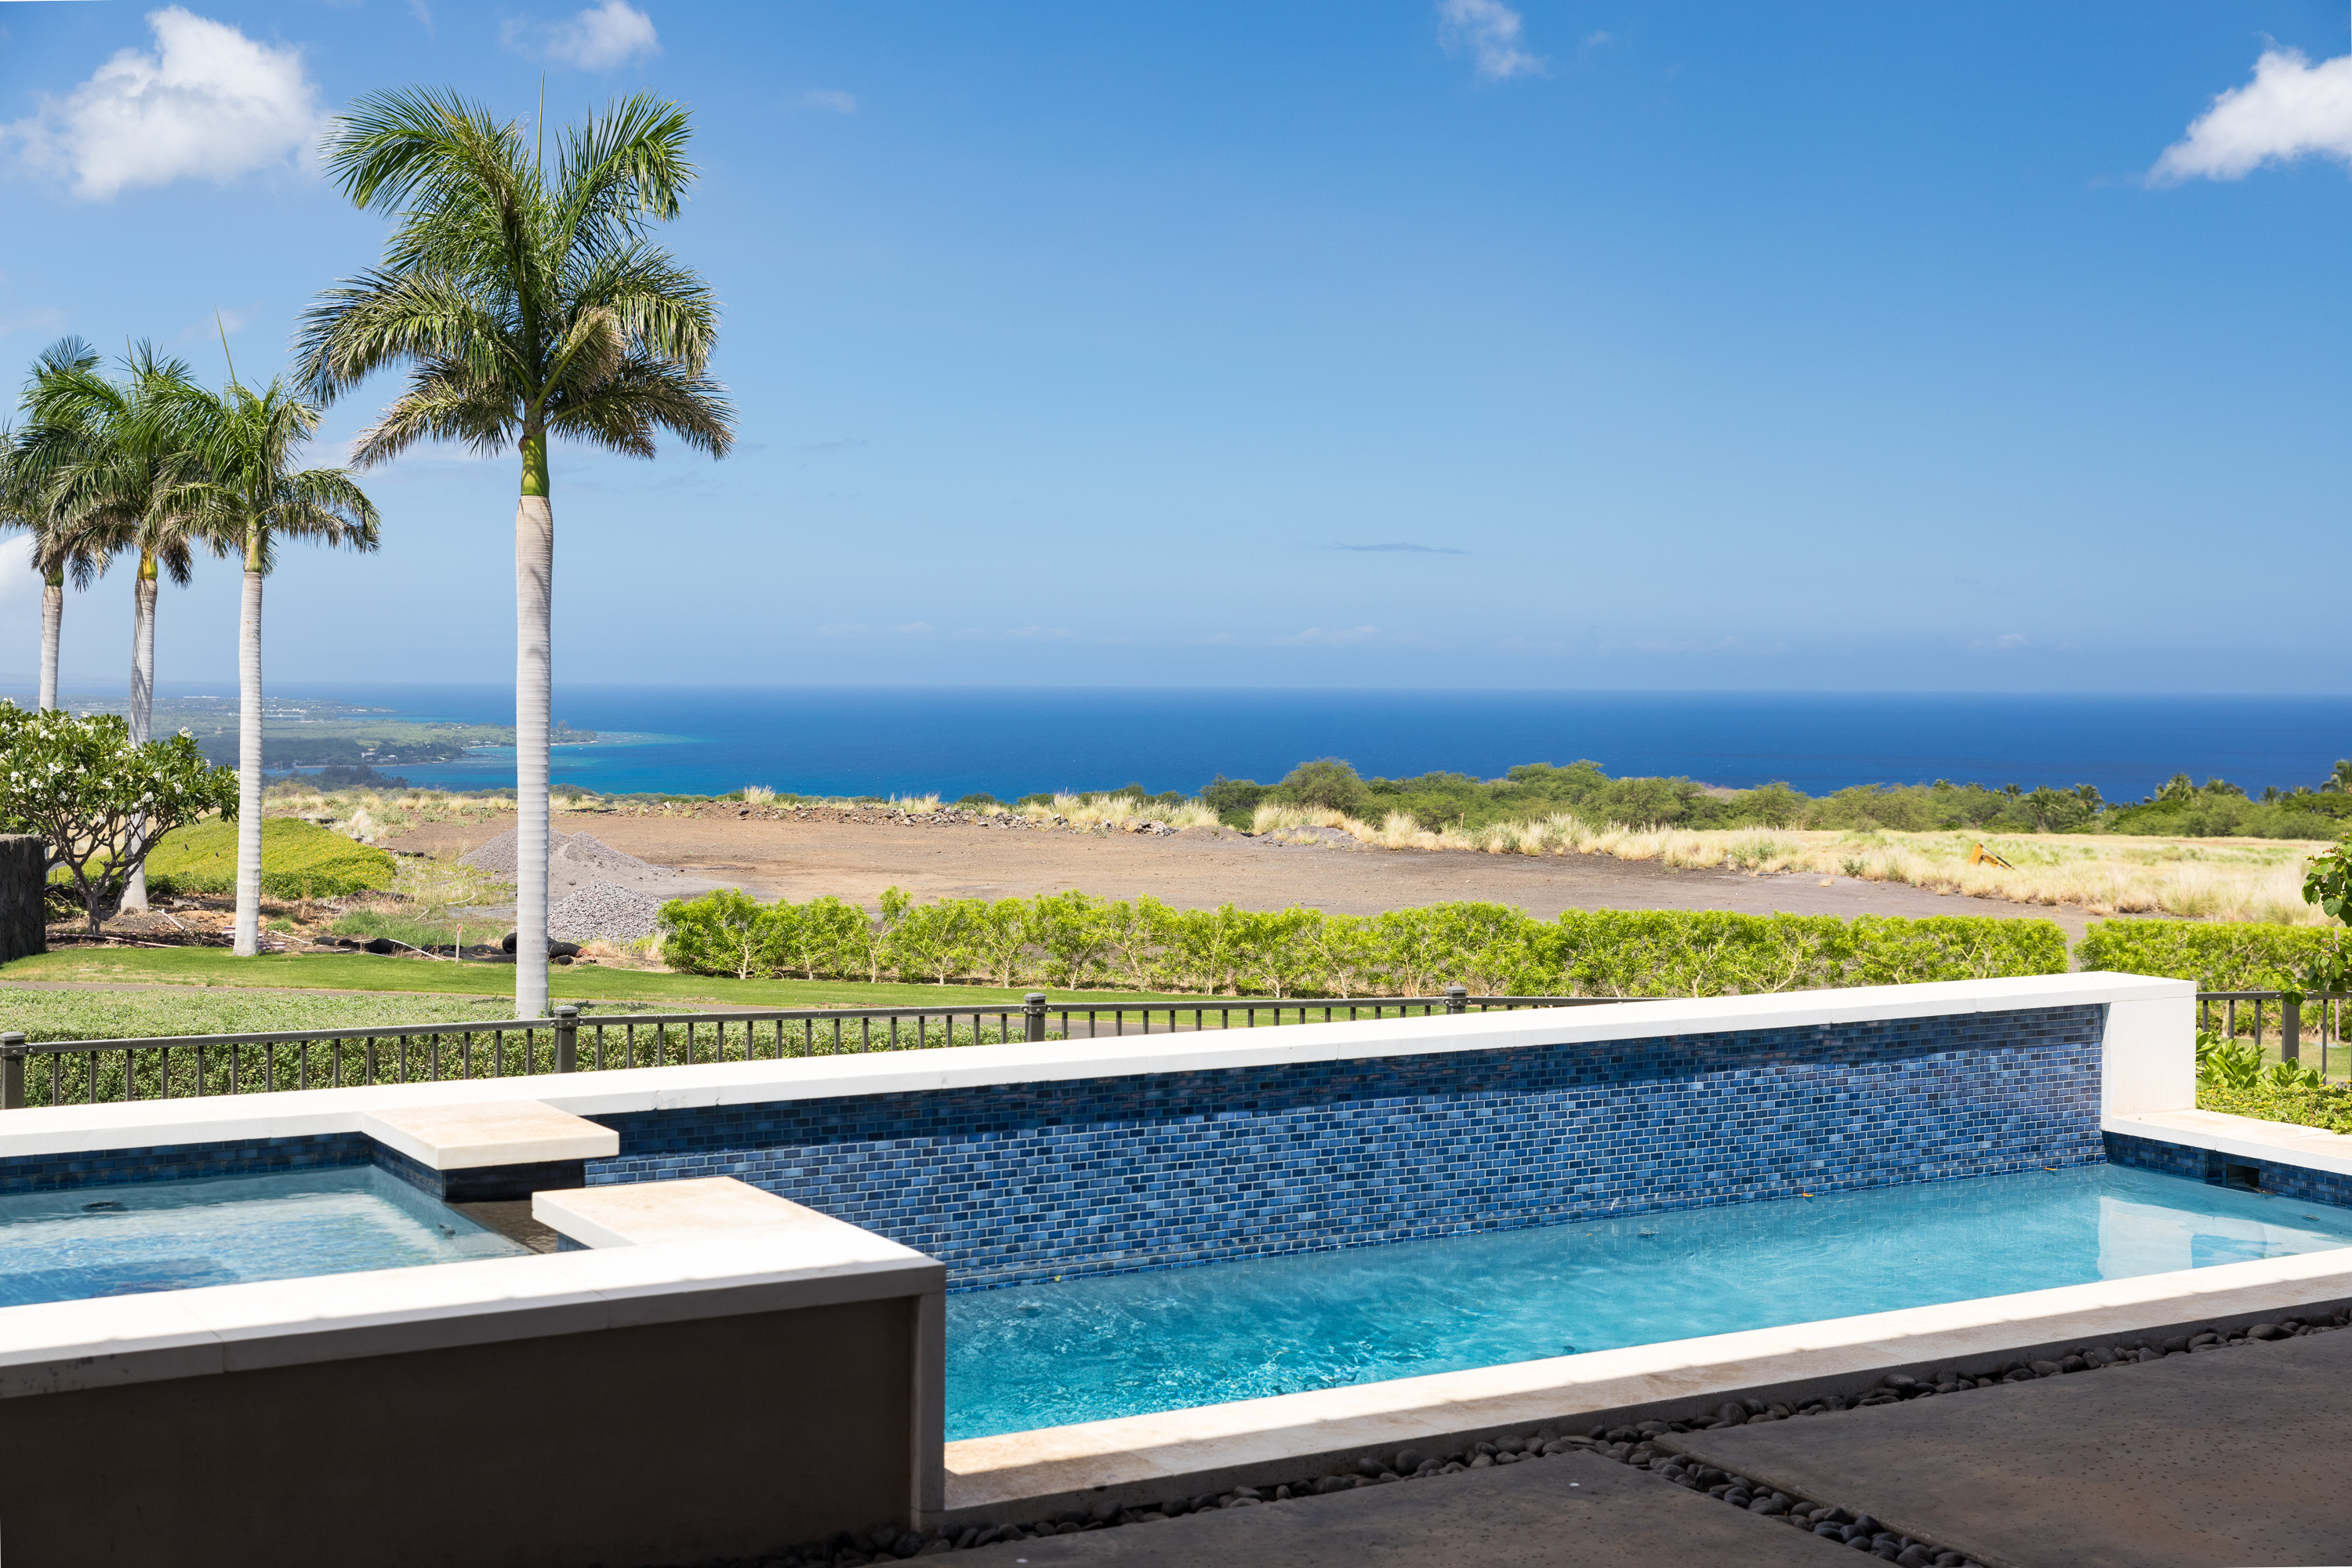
[0,706,238,936]
[298,86,733,1016]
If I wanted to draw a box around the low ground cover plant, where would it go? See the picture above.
[144,816,396,901]
[656,892,2066,996]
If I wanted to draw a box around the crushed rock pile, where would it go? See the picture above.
[547,881,669,943]
[461,829,700,901]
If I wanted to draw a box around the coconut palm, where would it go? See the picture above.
[23,343,223,912]
[298,86,733,1015]
[3,338,113,711]
[178,373,381,956]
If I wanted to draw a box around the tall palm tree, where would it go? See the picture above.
[299,87,732,1016]
[4,339,112,711]
[179,374,382,956]
[24,343,222,912]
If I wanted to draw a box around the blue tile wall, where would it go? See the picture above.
[0,1131,374,1195]
[2106,1130,2352,1210]
[586,1003,2110,1290]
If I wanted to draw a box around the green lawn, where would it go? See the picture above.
[0,948,1224,1040]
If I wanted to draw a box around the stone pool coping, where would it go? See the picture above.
[2107,1105,2352,1178]
[0,1214,940,1403]
[0,971,2190,1159]
[932,1245,2352,1526]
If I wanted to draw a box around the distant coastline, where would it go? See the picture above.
[16,683,2333,808]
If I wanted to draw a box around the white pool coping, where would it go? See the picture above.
[0,971,2189,1160]
[361,1100,617,1171]
[938,1245,2352,1517]
[2107,1106,2352,1180]
[0,1220,942,1401]
[535,1176,844,1249]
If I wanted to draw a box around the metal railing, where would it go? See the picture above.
[2195,989,2352,1083]
[0,986,1613,1109]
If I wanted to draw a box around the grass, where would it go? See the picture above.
[0,988,546,1044]
[1247,804,2325,924]
[0,947,1219,1018]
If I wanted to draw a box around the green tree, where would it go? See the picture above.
[2,339,120,713]
[0,706,238,935]
[300,87,735,1017]
[1028,891,1109,989]
[657,888,785,979]
[1269,758,1370,818]
[18,341,223,911]
[177,367,380,956]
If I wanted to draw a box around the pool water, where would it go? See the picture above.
[946,1165,2352,1439]
[0,1167,530,1308]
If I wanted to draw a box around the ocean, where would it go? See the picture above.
[162,684,2352,803]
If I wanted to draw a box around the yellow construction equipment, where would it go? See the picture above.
[1967,842,2013,869]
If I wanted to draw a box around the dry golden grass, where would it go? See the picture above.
[1025,792,1221,829]
[1247,804,2322,923]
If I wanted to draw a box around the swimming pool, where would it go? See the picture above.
[945,1165,2352,1439]
[0,1167,529,1307]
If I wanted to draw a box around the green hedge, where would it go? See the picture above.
[144,818,397,900]
[2075,919,2333,993]
[658,892,2069,996]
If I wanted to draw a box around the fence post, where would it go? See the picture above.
[1444,985,1468,1016]
[0,1033,21,1109]
[2285,995,2303,1065]
[1023,993,1047,1043]
[553,1005,579,1073]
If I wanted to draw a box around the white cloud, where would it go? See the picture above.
[4,8,328,201]
[543,0,659,71]
[792,89,857,114]
[2152,45,2352,183]
[1436,0,1544,82]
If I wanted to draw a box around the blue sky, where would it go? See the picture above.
[0,0,2347,693]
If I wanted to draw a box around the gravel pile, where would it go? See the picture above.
[547,881,668,942]
[462,829,662,877]
[637,1305,2352,1567]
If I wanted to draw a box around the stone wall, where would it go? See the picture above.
[0,834,44,963]
[586,1002,2109,1289]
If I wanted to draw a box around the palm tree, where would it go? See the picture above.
[24,343,222,912]
[299,87,733,1016]
[179,373,382,956]
[4,339,112,711]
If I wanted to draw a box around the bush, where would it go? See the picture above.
[2198,1082,2352,1133]
[144,817,397,901]
[652,888,2068,997]
[2075,919,2332,992]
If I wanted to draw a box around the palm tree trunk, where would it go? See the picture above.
[514,481,554,1018]
[38,565,62,712]
[233,532,264,956]
[123,551,158,914]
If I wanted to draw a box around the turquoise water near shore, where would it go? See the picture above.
[97,684,2352,802]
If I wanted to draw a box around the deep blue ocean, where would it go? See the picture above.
[118,684,2352,802]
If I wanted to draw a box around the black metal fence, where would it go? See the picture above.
[8,985,2288,1111]
[2195,989,2352,1083]
[0,986,1617,1109]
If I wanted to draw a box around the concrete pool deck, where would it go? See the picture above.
[961,1330,2352,1566]
[963,1450,1849,1566]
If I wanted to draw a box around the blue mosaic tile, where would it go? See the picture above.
[585,1004,2108,1290]
[0,1131,375,1195]
[2105,1130,2352,1210]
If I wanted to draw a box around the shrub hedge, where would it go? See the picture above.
[657,891,2069,997]
[2074,919,2334,993]
[144,818,397,901]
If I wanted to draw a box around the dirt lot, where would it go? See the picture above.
[384,808,2102,938]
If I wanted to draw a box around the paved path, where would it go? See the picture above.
[1665,1327,2352,1568]
[967,1451,1846,1566]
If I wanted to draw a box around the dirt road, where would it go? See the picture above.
[386,812,2100,937]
